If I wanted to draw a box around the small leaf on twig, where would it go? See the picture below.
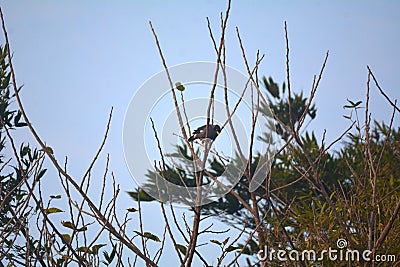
[61,221,75,229]
[102,245,116,265]
[77,246,92,254]
[134,231,161,242]
[210,239,221,245]
[226,245,240,252]
[344,99,362,109]
[91,244,106,255]
[176,244,187,255]
[175,82,185,91]
[61,221,87,232]
[127,190,156,202]
[77,226,88,232]
[61,234,71,244]
[222,237,230,245]
[43,207,63,214]
[40,146,54,154]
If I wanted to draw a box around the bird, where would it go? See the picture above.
[188,124,221,142]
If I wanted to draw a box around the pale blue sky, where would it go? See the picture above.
[2,1,399,265]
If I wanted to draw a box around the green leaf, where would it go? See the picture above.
[347,99,356,106]
[37,169,47,180]
[127,207,138,213]
[127,190,155,202]
[77,246,92,254]
[77,226,88,232]
[61,234,71,244]
[134,231,161,242]
[40,146,54,154]
[143,232,161,242]
[210,239,221,245]
[109,245,117,261]
[20,144,31,157]
[50,195,62,199]
[61,221,75,229]
[222,237,230,245]
[1,73,10,89]
[102,245,116,265]
[345,99,362,108]
[175,244,187,255]
[46,146,54,154]
[262,76,280,98]
[56,257,66,266]
[15,121,27,127]
[13,110,22,126]
[175,82,185,91]
[43,207,63,214]
[226,245,240,252]
[91,244,106,255]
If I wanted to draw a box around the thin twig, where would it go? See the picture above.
[367,65,399,113]
[284,21,294,131]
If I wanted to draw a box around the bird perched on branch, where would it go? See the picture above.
[188,124,221,142]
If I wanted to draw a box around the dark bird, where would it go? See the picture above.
[188,124,221,142]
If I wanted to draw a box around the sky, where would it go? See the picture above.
[1,1,399,266]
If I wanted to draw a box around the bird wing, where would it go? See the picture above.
[192,125,206,134]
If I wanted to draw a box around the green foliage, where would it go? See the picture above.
[203,79,400,265]
[0,45,48,265]
[261,76,316,140]
[136,75,400,265]
[102,245,117,266]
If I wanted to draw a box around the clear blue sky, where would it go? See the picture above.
[2,1,399,265]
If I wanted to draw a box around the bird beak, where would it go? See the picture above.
[217,131,220,135]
